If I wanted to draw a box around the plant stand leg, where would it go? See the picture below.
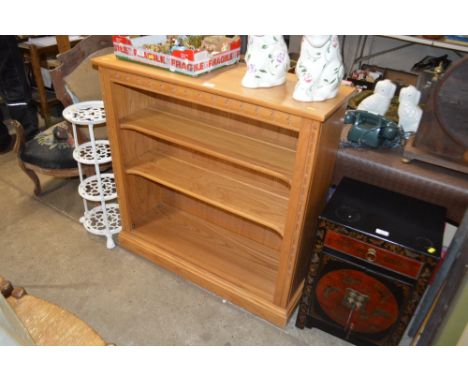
[88,124,115,249]
[71,122,88,223]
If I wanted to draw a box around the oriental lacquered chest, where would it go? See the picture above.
[296,177,446,345]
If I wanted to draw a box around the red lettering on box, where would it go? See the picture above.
[152,54,165,64]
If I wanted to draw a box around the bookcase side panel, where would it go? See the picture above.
[274,119,320,307]
[287,105,348,303]
[98,68,132,231]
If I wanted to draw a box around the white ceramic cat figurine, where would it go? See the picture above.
[293,35,344,102]
[398,85,423,134]
[357,79,396,115]
[241,35,290,88]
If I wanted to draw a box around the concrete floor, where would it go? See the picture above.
[0,149,349,345]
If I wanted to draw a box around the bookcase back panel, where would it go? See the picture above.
[119,128,290,198]
[152,138,290,198]
[112,83,299,151]
[161,188,283,251]
[124,174,163,228]
[148,94,299,151]
[118,127,160,165]
[110,83,155,119]
[123,152,284,249]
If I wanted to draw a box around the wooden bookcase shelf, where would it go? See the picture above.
[130,203,280,301]
[120,107,296,185]
[93,55,354,326]
[126,150,288,236]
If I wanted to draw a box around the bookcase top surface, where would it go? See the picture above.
[93,54,354,122]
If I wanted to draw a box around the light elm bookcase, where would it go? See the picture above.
[93,54,353,326]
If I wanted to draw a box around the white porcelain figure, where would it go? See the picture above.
[293,35,344,102]
[398,85,423,134]
[241,35,290,88]
[357,79,396,116]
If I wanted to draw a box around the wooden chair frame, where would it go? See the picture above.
[14,35,113,195]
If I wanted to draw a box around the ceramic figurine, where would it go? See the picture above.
[293,35,344,102]
[241,35,290,88]
[398,85,423,134]
[357,79,396,116]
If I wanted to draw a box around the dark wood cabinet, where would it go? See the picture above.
[296,177,446,345]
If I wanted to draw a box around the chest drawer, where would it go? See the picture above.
[324,230,423,279]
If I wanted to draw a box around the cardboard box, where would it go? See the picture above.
[113,35,241,77]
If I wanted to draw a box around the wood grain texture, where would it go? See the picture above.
[131,203,279,301]
[112,83,299,150]
[126,150,288,236]
[105,68,305,132]
[147,92,299,150]
[94,57,353,326]
[98,70,133,231]
[154,138,291,199]
[288,105,349,301]
[161,189,283,251]
[274,120,320,306]
[120,107,296,185]
[92,54,354,122]
[120,229,289,326]
[29,44,50,125]
[55,35,71,53]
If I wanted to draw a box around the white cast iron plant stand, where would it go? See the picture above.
[63,101,121,249]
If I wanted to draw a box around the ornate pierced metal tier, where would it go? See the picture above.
[62,100,106,125]
[83,203,122,236]
[73,140,112,165]
[78,174,117,202]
